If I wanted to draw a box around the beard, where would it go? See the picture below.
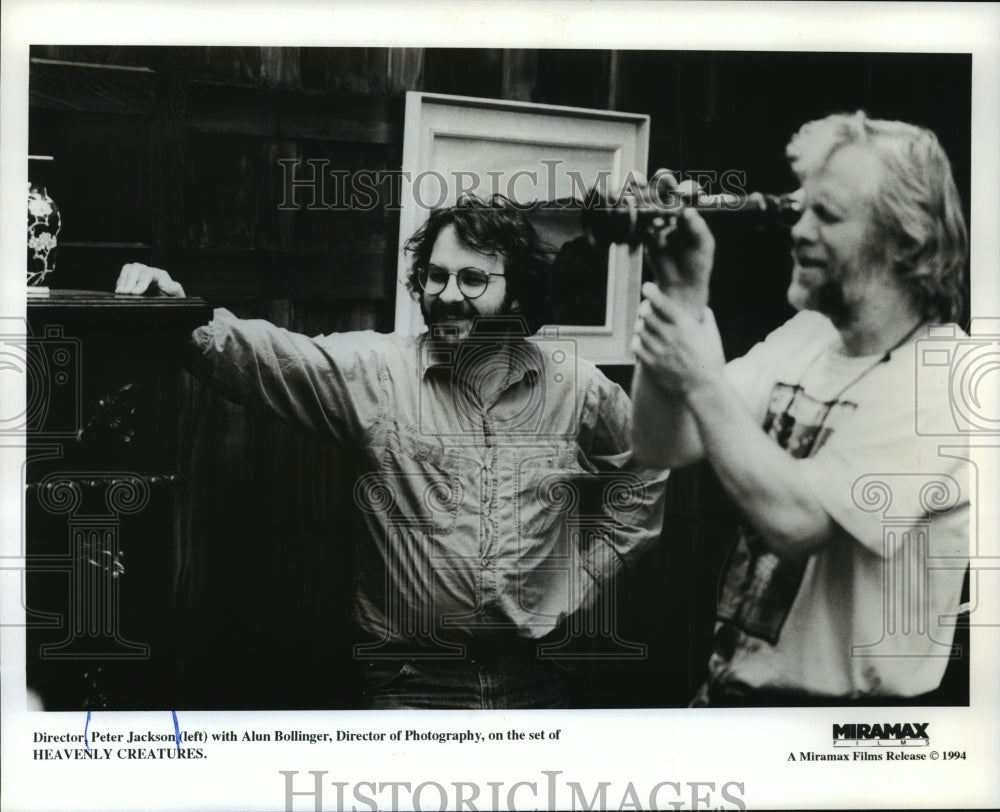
[420,291,526,342]
[789,223,891,329]
[788,262,852,324]
[808,274,851,326]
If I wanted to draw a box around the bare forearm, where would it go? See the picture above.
[630,364,704,468]
[685,374,835,557]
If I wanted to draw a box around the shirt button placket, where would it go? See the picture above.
[479,421,497,603]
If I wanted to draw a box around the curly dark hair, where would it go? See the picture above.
[403,194,552,334]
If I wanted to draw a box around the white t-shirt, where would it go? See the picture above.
[708,310,970,698]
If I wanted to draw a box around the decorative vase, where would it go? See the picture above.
[27,161,61,287]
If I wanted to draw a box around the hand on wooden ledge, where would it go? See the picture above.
[115,262,186,298]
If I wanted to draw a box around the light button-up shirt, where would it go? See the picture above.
[191,309,667,648]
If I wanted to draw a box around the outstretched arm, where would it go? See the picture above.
[113,262,379,443]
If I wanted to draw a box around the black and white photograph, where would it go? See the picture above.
[2,2,998,810]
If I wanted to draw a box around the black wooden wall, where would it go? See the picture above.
[28,46,971,709]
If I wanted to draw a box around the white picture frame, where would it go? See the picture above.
[394,91,650,365]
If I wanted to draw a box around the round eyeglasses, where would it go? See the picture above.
[417,266,505,300]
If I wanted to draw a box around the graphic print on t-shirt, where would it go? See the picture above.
[716,383,857,644]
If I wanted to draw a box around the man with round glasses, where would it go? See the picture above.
[115,194,667,709]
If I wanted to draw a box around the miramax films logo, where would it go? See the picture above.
[832,722,930,748]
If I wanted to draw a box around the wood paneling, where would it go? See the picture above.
[163,248,394,300]
[184,83,403,144]
[30,58,156,115]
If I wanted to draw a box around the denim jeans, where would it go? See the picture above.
[361,655,569,710]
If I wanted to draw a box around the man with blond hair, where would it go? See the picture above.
[631,113,969,705]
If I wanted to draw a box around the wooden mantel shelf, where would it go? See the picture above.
[27,289,211,336]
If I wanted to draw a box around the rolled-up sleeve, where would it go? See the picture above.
[189,308,386,443]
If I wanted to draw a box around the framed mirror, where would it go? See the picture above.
[394,91,649,365]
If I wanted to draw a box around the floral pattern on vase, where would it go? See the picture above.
[28,182,61,287]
